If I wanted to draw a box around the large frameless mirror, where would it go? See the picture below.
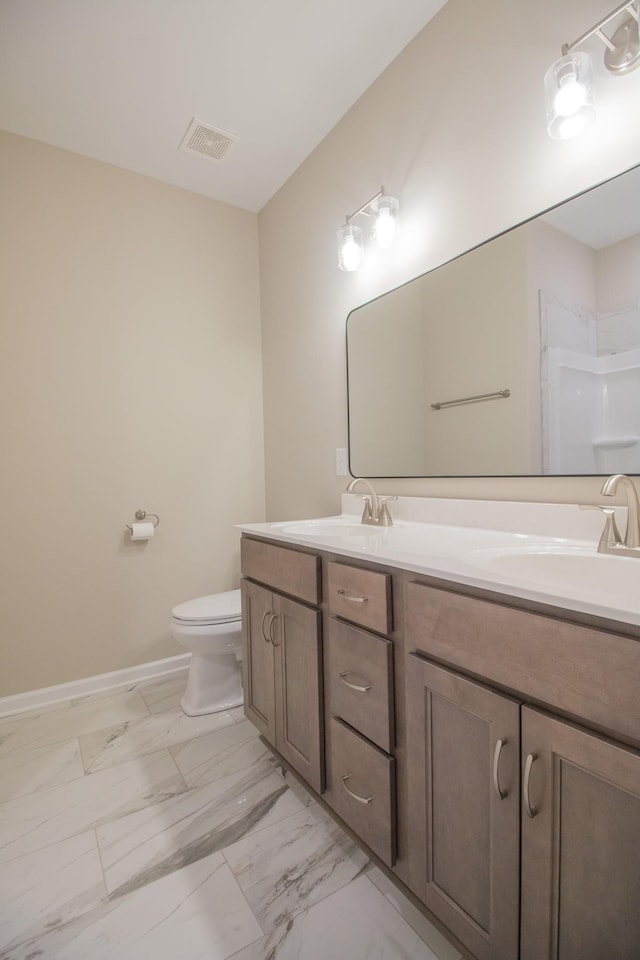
[347,163,640,477]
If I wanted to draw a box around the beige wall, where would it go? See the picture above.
[350,231,529,476]
[596,234,640,312]
[258,0,640,519]
[348,280,428,476]
[0,132,265,697]
[5,0,640,697]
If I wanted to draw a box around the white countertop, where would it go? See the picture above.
[237,495,640,630]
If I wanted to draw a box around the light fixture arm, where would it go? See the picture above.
[345,187,384,225]
[561,0,638,56]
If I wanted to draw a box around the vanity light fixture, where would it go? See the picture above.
[336,187,400,271]
[545,0,640,140]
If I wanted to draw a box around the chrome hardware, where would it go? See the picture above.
[341,774,373,804]
[600,474,640,553]
[431,388,510,410]
[269,614,279,646]
[337,589,368,604]
[125,508,160,532]
[346,478,395,526]
[493,738,508,800]
[339,671,372,693]
[524,752,538,819]
[261,610,274,643]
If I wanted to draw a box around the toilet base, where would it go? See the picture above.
[180,650,244,716]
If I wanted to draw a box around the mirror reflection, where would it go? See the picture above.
[347,164,640,477]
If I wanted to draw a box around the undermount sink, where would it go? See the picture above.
[273,519,381,538]
[464,544,640,597]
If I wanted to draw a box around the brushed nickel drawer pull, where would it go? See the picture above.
[337,589,369,604]
[524,752,538,819]
[260,610,274,643]
[339,671,372,693]
[341,774,373,804]
[269,613,279,647]
[493,738,508,800]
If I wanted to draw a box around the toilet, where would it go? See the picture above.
[170,588,243,716]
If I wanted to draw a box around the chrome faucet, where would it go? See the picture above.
[599,473,640,554]
[346,477,396,527]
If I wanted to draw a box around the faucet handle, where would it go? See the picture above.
[597,507,623,552]
[377,496,397,527]
[360,496,373,522]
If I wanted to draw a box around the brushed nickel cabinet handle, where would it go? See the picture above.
[524,752,538,818]
[493,738,508,799]
[341,774,373,805]
[339,671,372,693]
[269,613,279,646]
[260,610,273,643]
[337,589,368,604]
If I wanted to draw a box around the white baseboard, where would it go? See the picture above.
[0,654,191,720]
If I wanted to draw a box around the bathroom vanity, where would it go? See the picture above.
[238,497,640,960]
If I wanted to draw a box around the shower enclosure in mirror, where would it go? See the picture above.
[347,163,640,477]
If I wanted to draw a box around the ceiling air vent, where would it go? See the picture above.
[179,118,238,164]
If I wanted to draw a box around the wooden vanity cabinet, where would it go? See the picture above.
[520,707,640,960]
[241,533,640,960]
[406,578,640,960]
[241,537,324,793]
[323,559,398,867]
[406,656,520,960]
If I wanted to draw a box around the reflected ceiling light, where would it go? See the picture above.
[337,187,400,271]
[545,1,640,140]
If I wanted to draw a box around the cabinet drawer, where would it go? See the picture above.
[326,717,396,866]
[241,536,320,605]
[406,580,640,744]
[327,561,392,634]
[327,619,394,752]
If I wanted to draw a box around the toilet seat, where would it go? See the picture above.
[171,588,241,627]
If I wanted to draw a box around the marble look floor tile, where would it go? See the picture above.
[171,719,267,787]
[96,758,306,897]
[226,873,441,960]
[222,799,369,933]
[138,673,188,714]
[80,706,238,773]
[0,738,84,803]
[366,866,463,960]
[3,850,263,960]
[68,683,140,706]
[0,831,106,955]
[0,688,150,758]
[0,750,186,864]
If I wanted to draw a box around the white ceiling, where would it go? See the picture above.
[0,0,448,212]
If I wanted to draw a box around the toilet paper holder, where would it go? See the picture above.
[125,508,160,532]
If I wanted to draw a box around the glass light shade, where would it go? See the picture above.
[337,222,363,271]
[370,195,400,248]
[544,51,596,140]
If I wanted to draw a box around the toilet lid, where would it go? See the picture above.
[171,588,242,624]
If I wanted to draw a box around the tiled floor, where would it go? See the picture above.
[0,672,462,960]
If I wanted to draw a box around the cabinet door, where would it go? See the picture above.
[521,707,640,960]
[274,594,324,793]
[241,580,276,745]
[406,655,520,960]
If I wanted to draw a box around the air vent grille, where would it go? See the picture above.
[179,119,238,164]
